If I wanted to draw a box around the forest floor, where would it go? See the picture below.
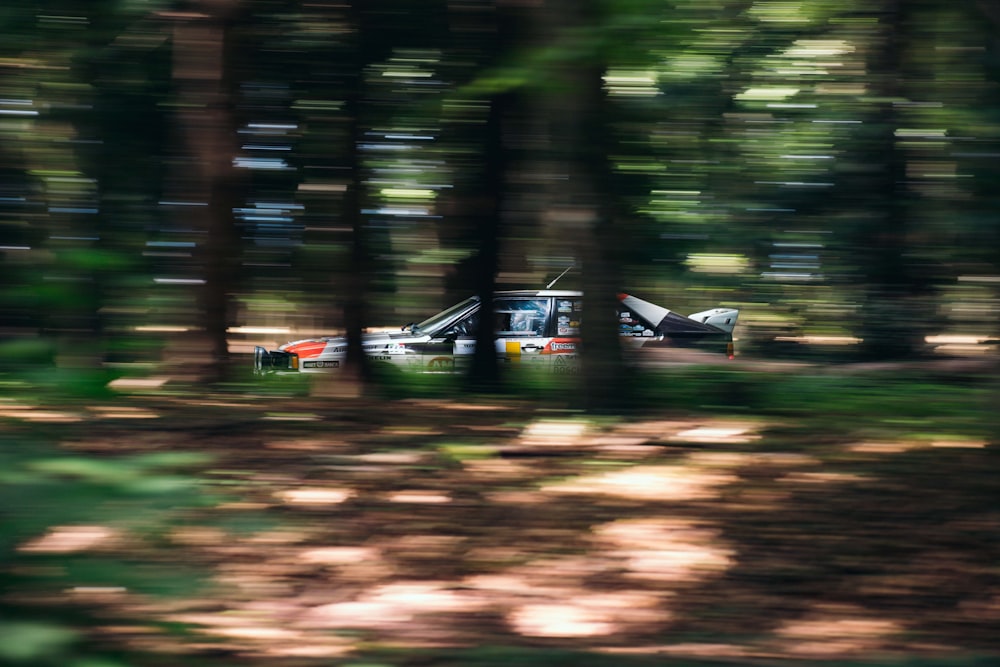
[5,379,1000,667]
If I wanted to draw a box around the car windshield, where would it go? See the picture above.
[410,297,479,335]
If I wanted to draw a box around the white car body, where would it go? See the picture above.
[253,290,738,375]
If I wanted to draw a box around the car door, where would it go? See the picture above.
[546,296,582,374]
[418,307,479,373]
[493,297,553,370]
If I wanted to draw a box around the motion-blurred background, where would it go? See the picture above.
[3,3,1000,666]
[4,0,999,394]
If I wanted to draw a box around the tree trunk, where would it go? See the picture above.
[548,0,629,413]
[855,0,934,359]
[340,0,373,389]
[170,1,243,383]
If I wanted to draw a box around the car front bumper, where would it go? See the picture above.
[253,346,299,374]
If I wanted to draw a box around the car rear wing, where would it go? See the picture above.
[687,308,739,334]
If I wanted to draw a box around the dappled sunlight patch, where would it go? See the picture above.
[401,398,507,412]
[267,438,348,451]
[379,425,442,436]
[106,376,171,391]
[244,530,310,546]
[518,419,592,447]
[276,487,354,505]
[387,490,451,504]
[302,581,485,629]
[259,641,353,658]
[685,450,822,480]
[507,591,666,638]
[20,525,118,553]
[167,611,353,658]
[469,555,607,592]
[593,518,734,583]
[772,604,904,656]
[465,557,670,636]
[0,404,82,423]
[598,643,752,658]
[486,489,548,504]
[542,464,736,501]
[164,397,252,409]
[263,412,321,422]
[68,586,127,597]
[780,471,867,484]
[670,422,762,444]
[382,535,466,566]
[613,419,700,438]
[684,451,755,467]
[463,457,536,481]
[170,526,229,547]
[931,438,987,449]
[508,603,613,637]
[212,625,301,640]
[752,452,821,467]
[298,546,379,565]
[88,405,161,419]
[690,450,821,467]
[358,450,428,464]
[845,441,918,454]
[460,574,522,594]
[588,433,660,455]
[216,501,270,511]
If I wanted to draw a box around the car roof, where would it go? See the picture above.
[494,289,583,298]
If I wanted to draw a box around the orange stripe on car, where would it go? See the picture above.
[282,341,327,359]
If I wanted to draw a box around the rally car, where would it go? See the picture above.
[253,290,738,375]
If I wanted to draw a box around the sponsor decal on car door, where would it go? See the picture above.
[493,297,554,369]
[542,298,582,373]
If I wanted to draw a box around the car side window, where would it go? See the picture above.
[450,310,479,337]
[494,298,550,337]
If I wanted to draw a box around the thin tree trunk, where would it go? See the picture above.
[341,0,372,389]
[856,0,933,359]
[548,0,629,413]
[171,1,242,383]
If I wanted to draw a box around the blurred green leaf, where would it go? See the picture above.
[0,339,56,367]
[0,622,78,661]
[28,458,135,484]
[120,474,198,494]
[57,248,133,273]
[70,660,131,667]
[129,452,213,469]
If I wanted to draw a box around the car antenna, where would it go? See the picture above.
[546,264,575,289]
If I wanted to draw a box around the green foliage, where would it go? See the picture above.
[633,365,991,436]
[0,430,220,664]
[0,622,79,663]
[0,339,56,369]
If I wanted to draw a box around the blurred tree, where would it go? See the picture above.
[851,0,936,359]
[543,0,629,411]
[168,0,245,383]
[444,0,527,392]
[339,0,375,388]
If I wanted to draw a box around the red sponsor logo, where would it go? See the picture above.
[543,338,579,354]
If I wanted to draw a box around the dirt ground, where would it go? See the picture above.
[8,392,1000,665]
